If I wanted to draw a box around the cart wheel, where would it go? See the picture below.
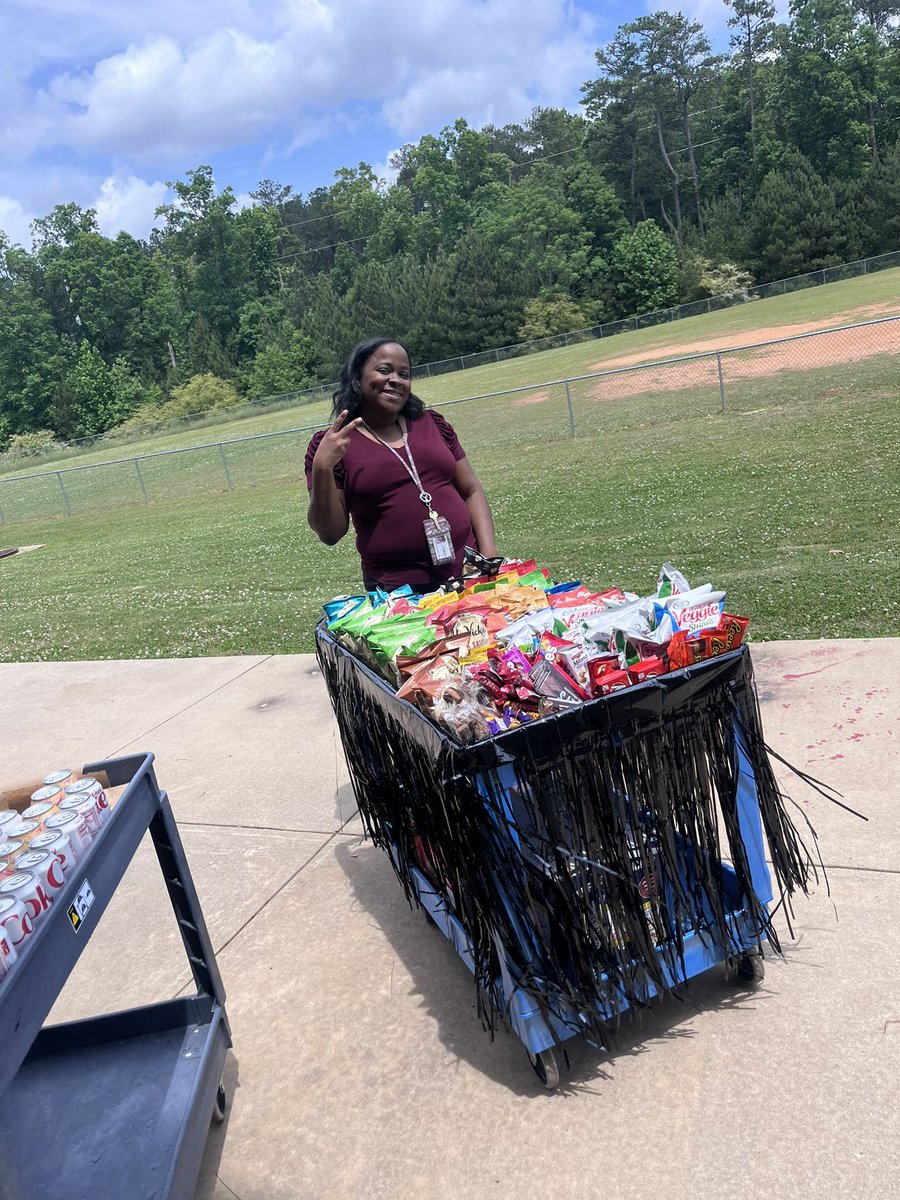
[211,1080,227,1124]
[527,1047,560,1090]
[726,952,765,985]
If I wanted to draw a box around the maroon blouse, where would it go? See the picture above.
[305,410,475,590]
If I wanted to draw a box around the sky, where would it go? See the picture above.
[0,0,733,250]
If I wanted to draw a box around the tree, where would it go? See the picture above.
[245,330,319,399]
[749,151,841,277]
[611,220,679,314]
[582,15,718,241]
[725,0,777,158]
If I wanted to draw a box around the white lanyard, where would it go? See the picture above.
[362,421,439,519]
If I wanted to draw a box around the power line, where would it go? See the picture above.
[276,233,372,262]
[279,206,355,233]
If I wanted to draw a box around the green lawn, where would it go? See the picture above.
[2,379,897,661]
[3,264,899,482]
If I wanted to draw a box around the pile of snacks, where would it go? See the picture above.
[323,562,749,744]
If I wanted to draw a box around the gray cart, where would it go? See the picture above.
[0,752,231,1200]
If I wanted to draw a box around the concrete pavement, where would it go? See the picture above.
[1,639,897,1200]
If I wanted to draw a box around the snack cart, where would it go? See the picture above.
[316,627,813,1089]
[0,752,230,1198]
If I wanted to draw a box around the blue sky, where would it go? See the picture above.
[0,0,733,249]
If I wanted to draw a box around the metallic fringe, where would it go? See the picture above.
[317,629,819,1045]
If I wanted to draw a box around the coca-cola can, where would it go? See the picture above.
[13,849,67,903]
[0,840,24,866]
[0,918,18,979]
[58,795,101,844]
[42,769,75,789]
[65,777,110,828]
[0,871,49,927]
[30,828,80,871]
[0,893,34,951]
[45,809,94,855]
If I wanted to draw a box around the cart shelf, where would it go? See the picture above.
[0,753,231,1199]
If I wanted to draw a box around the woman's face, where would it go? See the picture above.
[358,343,411,422]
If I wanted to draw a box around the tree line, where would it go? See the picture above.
[1,0,899,448]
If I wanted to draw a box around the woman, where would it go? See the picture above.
[305,336,497,592]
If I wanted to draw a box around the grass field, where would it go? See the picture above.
[1,373,897,660]
[2,264,898,482]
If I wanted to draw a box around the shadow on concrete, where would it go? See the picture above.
[333,838,775,1097]
[193,1049,241,1200]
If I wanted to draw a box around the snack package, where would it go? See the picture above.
[396,655,464,703]
[656,563,691,598]
[324,595,367,624]
[654,587,725,636]
[627,657,667,685]
[588,655,621,694]
[595,668,631,696]
[430,678,494,744]
[529,657,590,704]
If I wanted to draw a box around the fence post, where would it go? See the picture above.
[218,443,234,490]
[56,471,72,515]
[564,380,576,438]
[0,492,5,524]
[494,348,500,362]
[716,352,727,414]
[134,458,148,503]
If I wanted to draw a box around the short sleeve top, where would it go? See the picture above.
[305,410,474,590]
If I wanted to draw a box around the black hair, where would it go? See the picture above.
[331,336,425,422]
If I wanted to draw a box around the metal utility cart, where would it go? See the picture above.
[316,630,812,1089]
[0,752,231,1199]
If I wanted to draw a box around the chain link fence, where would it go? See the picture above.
[2,314,897,525]
[47,248,900,456]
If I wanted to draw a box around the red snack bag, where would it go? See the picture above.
[718,613,749,652]
[596,669,631,696]
[588,655,620,693]
[627,657,667,685]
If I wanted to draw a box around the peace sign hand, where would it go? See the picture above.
[313,410,363,471]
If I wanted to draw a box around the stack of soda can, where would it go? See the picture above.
[0,769,111,983]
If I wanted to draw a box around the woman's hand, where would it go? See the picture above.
[313,410,363,471]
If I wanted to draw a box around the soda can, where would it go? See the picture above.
[45,810,94,855]
[0,871,49,926]
[30,784,63,807]
[5,819,41,847]
[0,893,34,951]
[42,769,75,789]
[30,828,80,871]
[13,849,66,903]
[65,777,110,828]
[21,800,57,827]
[0,918,18,978]
[0,809,20,836]
[58,796,101,845]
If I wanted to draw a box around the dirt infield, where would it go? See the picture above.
[584,303,900,401]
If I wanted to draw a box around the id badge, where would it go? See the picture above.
[423,515,454,566]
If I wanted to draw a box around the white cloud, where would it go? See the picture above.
[14,1,601,164]
[93,173,168,239]
[0,0,606,237]
[0,197,35,248]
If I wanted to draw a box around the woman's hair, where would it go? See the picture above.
[331,336,425,422]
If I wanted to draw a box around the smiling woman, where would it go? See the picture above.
[304,336,497,592]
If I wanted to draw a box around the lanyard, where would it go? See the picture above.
[361,421,439,520]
